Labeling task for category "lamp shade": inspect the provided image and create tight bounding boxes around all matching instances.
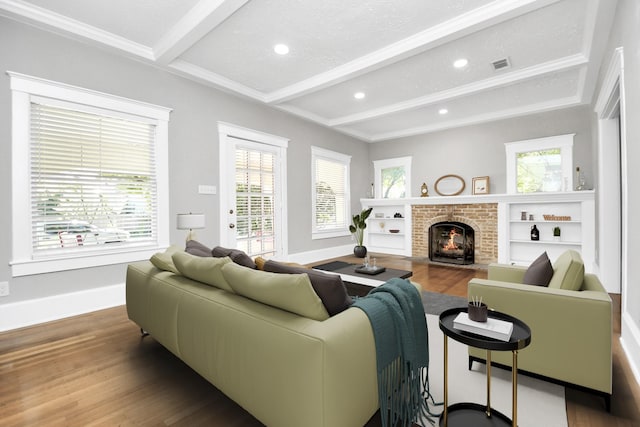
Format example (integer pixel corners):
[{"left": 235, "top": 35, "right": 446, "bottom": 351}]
[{"left": 177, "top": 213, "right": 205, "bottom": 230}]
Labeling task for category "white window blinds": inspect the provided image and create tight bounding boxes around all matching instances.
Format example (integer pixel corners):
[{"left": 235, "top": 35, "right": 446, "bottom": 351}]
[
  {"left": 30, "top": 101, "right": 157, "bottom": 253},
  {"left": 312, "top": 147, "right": 351, "bottom": 237}
]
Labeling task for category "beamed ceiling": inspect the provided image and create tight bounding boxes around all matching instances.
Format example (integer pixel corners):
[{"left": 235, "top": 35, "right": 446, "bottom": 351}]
[{"left": 0, "top": 0, "right": 616, "bottom": 142}]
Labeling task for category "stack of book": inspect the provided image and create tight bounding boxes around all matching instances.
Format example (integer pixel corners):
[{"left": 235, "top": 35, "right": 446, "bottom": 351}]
[{"left": 453, "top": 312, "right": 513, "bottom": 341}]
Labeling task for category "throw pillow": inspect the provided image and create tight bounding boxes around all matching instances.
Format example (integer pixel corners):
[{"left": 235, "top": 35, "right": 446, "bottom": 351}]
[
  {"left": 212, "top": 246, "right": 257, "bottom": 269},
  {"left": 254, "top": 256, "right": 267, "bottom": 270},
  {"left": 522, "top": 251, "right": 554, "bottom": 286},
  {"left": 263, "top": 260, "right": 353, "bottom": 316},
  {"left": 150, "top": 245, "right": 182, "bottom": 274},
  {"left": 172, "top": 251, "right": 234, "bottom": 293},
  {"left": 548, "top": 249, "right": 584, "bottom": 291},
  {"left": 185, "top": 240, "right": 213, "bottom": 257},
  {"left": 221, "top": 262, "right": 330, "bottom": 321}
]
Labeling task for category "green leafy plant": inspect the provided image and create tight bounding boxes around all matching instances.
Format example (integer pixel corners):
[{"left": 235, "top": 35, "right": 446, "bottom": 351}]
[{"left": 349, "top": 207, "right": 373, "bottom": 246}]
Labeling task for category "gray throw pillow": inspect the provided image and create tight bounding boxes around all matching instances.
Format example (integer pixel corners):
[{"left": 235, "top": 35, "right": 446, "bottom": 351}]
[
  {"left": 522, "top": 251, "right": 554, "bottom": 286},
  {"left": 264, "top": 260, "right": 353, "bottom": 316},
  {"left": 185, "top": 240, "right": 213, "bottom": 257},
  {"left": 212, "top": 246, "right": 257, "bottom": 269}
]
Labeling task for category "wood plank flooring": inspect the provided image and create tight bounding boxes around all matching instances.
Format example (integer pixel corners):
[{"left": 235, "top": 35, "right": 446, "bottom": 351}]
[{"left": 1, "top": 254, "right": 638, "bottom": 426}]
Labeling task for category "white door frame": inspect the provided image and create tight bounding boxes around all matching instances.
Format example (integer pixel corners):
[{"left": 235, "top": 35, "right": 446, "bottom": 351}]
[
  {"left": 217, "top": 122, "right": 289, "bottom": 258},
  {"left": 594, "top": 47, "right": 627, "bottom": 300}
]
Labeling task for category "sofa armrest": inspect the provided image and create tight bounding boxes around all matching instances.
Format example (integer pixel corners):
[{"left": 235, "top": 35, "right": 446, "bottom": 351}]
[
  {"left": 467, "top": 277, "right": 612, "bottom": 393},
  {"left": 487, "top": 263, "right": 527, "bottom": 283}
]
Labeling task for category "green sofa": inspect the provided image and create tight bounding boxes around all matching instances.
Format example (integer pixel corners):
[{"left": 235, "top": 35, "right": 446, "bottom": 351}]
[
  {"left": 126, "top": 259, "right": 379, "bottom": 427},
  {"left": 467, "top": 250, "right": 612, "bottom": 409}
]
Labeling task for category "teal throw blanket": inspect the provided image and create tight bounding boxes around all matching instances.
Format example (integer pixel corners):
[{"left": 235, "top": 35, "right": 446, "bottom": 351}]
[{"left": 353, "top": 278, "right": 441, "bottom": 427}]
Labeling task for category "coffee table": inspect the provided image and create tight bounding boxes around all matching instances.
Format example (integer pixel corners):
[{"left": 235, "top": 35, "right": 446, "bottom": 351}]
[
  {"left": 312, "top": 261, "right": 413, "bottom": 297},
  {"left": 438, "top": 307, "right": 531, "bottom": 427}
]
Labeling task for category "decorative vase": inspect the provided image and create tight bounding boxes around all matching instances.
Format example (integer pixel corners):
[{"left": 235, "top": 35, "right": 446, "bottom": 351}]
[{"left": 354, "top": 245, "right": 367, "bottom": 258}]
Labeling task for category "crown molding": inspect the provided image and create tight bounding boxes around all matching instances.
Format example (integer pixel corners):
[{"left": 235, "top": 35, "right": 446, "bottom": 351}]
[
  {"left": 0, "top": 0, "right": 154, "bottom": 60},
  {"left": 168, "top": 59, "right": 267, "bottom": 102},
  {"left": 367, "top": 96, "right": 582, "bottom": 142},
  {"left": 154, "top": 0, "right": 249, "bottom": 64},
  {"left": 264, "top": 0, "right": 562, "bottom": 104},
  {"left": 329, "top": 54, "right": 587, "bottom": 126}
]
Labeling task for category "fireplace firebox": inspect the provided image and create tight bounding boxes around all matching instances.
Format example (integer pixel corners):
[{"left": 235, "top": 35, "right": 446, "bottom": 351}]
[{"left": 429, "top": 222, "right": 474, "bottom": 265}]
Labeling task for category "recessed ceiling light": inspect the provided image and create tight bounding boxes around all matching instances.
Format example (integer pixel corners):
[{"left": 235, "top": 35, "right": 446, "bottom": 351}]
[
  {"left": 354, "top": 92, "right": 366, "bottom": 100},
  {"left": 453, "top": 58, "right": 468, "bottom": 68},
  {"left": 439, "top": 108, "right": 449, "bottom": 115},
  {"left": 273, "top": 44, "right": 289, "bottom": 55}
]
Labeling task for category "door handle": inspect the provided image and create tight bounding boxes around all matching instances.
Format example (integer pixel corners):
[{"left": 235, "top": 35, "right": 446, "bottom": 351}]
[{"left": 229, "top": 223, "right": 235, "bottom": 229}]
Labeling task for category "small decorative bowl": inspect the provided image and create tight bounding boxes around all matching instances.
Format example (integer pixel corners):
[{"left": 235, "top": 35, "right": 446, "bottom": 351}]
[
  {"left": 389, "top": 229, "right": 400, "bottom": 233},
  {"left": 468, "top": 302, "right": 488, "bottom": 322}
]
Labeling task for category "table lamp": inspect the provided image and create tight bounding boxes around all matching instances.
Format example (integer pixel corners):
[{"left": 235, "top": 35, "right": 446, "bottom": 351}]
[{"left": 177, "top": 213, "right": 205, "bottom": 241}]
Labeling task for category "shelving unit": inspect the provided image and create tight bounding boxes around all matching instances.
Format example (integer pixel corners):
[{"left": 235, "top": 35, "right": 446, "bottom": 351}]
[
  {"left": 502, "top": 193, "right": 594, "bottom": 268},
  {"left": 361, "top": 201, "right": 411, "bottom": 256}
]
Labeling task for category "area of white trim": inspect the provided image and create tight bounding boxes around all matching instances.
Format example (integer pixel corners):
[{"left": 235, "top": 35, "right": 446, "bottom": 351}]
[
  {"left": 154, "top": 0, "right": 249, "bottom": 64},
  {"left": 620, "top": 312, "right": 640, "bottom": 389},
  {"left": 0, "top": 283, "right": 125, "bottom": 332},
  {"left": 265, "top": 0, "right": 561, "bottom": 103},
  {"left": 286, "top": 244, "right": 353, "bottom": 265},
  {"left": 0, "top": 0, "right": 154, "bottom": 60}
]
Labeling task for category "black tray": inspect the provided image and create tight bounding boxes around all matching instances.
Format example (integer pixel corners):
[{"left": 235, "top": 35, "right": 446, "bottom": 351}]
[{"left": 354, "top": 266, "right": 386, "bottom": 275}]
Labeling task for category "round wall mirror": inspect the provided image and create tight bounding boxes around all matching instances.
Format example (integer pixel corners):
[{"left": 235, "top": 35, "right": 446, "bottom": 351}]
[{"left": 434, "top": 174, "right": 466, "bottom": 196}]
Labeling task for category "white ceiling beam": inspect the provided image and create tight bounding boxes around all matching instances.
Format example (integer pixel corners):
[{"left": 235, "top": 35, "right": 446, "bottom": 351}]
[
  {"left": 330, "top": 54, "right": 588, "bottom": 127},
  {"left": 154, "top": 0, "right": 249, "bottom": 65},
  {"left": 368, "top": 96, "right": 583, "bottom": 142},
  {"left": 0, "top": 0, "right": 154, "bottom": 60},
  {"left": 264, "top": 0, "right": 562, "bottom": 104}
]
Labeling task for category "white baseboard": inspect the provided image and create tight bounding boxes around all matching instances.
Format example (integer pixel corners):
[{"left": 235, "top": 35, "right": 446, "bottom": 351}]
[
  {"left": 620, "top": 312, "right": 640, "bottom": 388},
  {"left": 0, "top": 283, "right": 125, "bottom": 332},
  {"left": 287, "top": 244, "right": 353, "bottom": 265}
]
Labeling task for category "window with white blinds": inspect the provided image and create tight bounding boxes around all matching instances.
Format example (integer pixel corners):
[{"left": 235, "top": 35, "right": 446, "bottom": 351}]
[
  {"left": 9, "top": 72, "right": 171, "bottom": 276},
  {"left": 311, "top": 147, "right": 351, "bottom": 239},
  {"left": 30, "top": 102, "right": 157, "bottom": 252}
]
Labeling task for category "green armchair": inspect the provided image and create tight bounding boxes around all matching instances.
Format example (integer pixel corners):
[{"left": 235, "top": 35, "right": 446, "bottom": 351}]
[{"left": 467, "top": 250, "right": 612, "bottom": 410}]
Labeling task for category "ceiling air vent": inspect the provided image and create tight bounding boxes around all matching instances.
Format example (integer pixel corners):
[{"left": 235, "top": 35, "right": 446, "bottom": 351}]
[{"left": 492, "top": 57, "right": 511, "bottom": 71}]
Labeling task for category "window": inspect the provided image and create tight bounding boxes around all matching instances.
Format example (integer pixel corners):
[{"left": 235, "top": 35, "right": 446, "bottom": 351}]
[
  {"left": 373, "top": 156, "right": 412, "bottom": 198},
  {"left": 311, "top": 147, "right": 351, "bottom": 239},
  {"left": 10, "top": 72, "right": 171, "bottom": 276},
  {"left": 505, "top": 134, "right": 574, "bottom": 194}
]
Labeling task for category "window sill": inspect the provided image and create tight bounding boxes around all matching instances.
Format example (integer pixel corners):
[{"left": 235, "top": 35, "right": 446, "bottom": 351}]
[{"left": 10, "top": 246, "right": 161, "bottom": 277}]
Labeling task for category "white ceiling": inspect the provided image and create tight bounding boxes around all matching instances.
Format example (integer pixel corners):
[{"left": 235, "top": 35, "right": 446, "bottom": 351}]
[{"left": 0, "top": 0, "right": 615, "bottom": 142}]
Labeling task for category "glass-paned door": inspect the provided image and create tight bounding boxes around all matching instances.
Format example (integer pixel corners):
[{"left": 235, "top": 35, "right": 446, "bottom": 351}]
[{"left": 234, "top": 147, "right": 277, "bottom": 257}]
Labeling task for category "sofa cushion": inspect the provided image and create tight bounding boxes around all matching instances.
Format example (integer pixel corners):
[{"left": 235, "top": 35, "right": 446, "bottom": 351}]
[
  {"left": 212, "top": 246, "right": 257, "bottom": 269},
  {"left": 264, "top": 260, "right": 353, "bottom": 316},
  {"left": 172, "top": 251, "right": 234, "bottom": 293},
  {"left": 150, "top": 245, "right": 182, "bottom": 274},
  {"left": 522, "top": 251, "right": 553, "bottom": 286},
  {"left": 548, "top": 250, "right": 585, "bottom": 291},
  {"left": 222, "top": 262, "right": 330, "bottom": 321},
  {"left": 185, "top": 240, "right": 213, "bottom": 257}
]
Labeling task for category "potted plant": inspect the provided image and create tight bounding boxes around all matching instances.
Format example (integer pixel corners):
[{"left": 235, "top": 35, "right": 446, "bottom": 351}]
[
  {"left": 553, "top": 226, "right": 561, "bottom": 241},
  {"left": 349, "top": 207, "right": 373, "bottom": 257}
]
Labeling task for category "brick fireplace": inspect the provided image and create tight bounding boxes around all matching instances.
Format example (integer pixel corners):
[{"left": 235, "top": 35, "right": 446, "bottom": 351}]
[{"left": 412, "top": 203, "right": 498, "bottom": 265}]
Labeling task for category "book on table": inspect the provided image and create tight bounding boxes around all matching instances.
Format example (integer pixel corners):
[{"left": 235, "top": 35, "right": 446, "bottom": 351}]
[{"left": 453, "top": 312, "right": 513, "bottom": 341}]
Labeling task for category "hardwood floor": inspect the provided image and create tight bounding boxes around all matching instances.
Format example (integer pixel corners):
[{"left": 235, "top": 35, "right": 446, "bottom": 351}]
[{"left": 1, "top": 254, "right": 638, "bottom": 426}]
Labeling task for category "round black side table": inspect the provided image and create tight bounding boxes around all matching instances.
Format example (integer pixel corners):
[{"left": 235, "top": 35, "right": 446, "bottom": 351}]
[{"left": 438, "top": 307, "right": 531, "bottom": 427}]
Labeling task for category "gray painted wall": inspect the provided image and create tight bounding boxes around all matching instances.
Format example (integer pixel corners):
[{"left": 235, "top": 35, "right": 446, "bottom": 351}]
[
  {"left": 597, "top": 0, "right": 640, "bottom": 363},
  {"left": 368, "top": 106, "right": 594, "bottom": 196},
  {"left": 0, "top": 18, "right": 369, "bottom": 305}
]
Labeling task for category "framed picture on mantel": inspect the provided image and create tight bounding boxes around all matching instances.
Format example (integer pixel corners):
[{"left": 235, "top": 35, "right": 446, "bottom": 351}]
[{"left": 472, "top": 176, "right": 490, "bottom": 195}]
